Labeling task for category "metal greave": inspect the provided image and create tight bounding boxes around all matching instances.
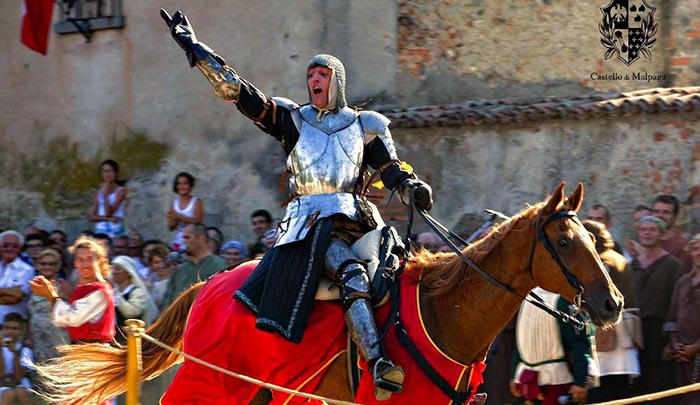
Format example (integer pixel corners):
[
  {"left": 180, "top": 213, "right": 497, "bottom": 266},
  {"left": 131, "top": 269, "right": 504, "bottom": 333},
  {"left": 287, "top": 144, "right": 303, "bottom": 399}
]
[
  {"left": 325, "top": 238, "right": 382, "bottom": 361},
  {"left": 344, "top": 296, "right": 382, "bottom": 361}
]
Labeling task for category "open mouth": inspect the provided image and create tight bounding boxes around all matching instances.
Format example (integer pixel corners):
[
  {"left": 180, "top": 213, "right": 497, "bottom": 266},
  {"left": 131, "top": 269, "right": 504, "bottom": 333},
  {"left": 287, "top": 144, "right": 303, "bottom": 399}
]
[{"left": 313, "top": 87, "right": 323, "bottom": 94}]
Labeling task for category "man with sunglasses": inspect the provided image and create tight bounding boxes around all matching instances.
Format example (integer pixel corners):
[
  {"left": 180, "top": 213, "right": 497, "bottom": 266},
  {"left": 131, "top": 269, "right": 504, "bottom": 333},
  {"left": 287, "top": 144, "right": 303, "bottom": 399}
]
[
  {"left": 22, "top": 234, "right": 45, "bottom": 266},
  {"left": 0, "top": 231, "right": 35, "bottom": 323}
]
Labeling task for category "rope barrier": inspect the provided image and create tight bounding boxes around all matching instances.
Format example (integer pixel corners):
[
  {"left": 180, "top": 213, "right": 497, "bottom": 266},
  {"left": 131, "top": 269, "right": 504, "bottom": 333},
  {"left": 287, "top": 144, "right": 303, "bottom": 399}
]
[
  {"left": 132, "top": 327, "right": 700, "bottom": 405},
  {"left": 137, "top": 332, "right": 365, "bottom": 405},
  {"left": 589, "top": 382, "right": 700, "bottom": 405}
]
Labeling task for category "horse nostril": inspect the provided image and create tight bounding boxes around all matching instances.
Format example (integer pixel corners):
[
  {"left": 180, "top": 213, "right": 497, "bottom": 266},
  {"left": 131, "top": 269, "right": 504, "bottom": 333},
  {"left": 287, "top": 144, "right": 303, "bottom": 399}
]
[{"left": 604, "top": 298, "right": 616, "bottom": 313}]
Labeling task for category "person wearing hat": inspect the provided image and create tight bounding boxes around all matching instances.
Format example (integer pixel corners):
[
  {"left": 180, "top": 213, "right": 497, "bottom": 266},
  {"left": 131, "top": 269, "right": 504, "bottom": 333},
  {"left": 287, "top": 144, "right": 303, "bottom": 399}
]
[
  {"left": 632, "top": 215, "right": 683, "bottom": 403},
  {"left": 219, "top": 241, "right": 248, "bottom": 268},
  {"left": 111, "top": 256, "right": 159, "bottom": 341},
  {"left": 162, "top": 9, "right": 436, "bottom": 398}
]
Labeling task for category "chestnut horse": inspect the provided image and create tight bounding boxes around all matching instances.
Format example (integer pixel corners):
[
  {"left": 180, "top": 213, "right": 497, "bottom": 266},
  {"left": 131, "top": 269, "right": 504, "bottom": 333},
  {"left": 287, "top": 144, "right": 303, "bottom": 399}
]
[{"left": 35, "top": 182, "right": 623, "bottom": 404}]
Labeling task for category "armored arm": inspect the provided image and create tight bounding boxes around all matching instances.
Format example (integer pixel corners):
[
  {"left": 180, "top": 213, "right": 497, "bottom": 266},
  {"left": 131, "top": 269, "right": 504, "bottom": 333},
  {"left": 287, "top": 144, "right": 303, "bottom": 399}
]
[
  {"left": 361, "top": 111, "right": 433, "bottom": 211},
  {"left": 161, "top": 9, "right": 241, "bottom": 102},
  {"left": 161, "top": 9, "right": 292, "bottom": 131}
]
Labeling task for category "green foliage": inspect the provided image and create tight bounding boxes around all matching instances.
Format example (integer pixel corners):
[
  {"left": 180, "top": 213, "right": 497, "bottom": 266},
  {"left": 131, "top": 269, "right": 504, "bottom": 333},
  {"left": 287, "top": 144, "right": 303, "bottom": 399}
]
[{"left": 16, "top": 128, "right": 169, "bottom": 214}]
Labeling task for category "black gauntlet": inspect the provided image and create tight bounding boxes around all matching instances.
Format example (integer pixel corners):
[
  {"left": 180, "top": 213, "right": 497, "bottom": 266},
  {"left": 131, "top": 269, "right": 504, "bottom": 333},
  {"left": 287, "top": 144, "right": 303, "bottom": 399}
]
[
  {"left": 399, "top": 179, "right": 433, "bottom": 211},
  {"left": 161, "top": 9, "right": 226, "bottom": 68}
]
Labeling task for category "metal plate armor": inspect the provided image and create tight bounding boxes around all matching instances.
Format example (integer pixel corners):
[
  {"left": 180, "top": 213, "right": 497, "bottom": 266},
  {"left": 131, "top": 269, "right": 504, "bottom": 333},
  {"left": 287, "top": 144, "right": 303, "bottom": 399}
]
[
  {"left": 298, "top": 105, "right": 358, "bottom": 134},
  {"left": 276, "top": 111, "right": 388, "bottom": 246},
  {"left": 287, "top": 116, "right": 364, "bottom": 196},
  {"left": 275, "top": 193, "right": 384, "bottom": 246}
]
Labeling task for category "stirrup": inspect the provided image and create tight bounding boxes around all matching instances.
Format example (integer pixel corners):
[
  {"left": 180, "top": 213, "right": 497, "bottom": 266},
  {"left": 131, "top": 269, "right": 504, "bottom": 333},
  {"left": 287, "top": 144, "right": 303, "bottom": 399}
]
[{"left": 372, "top": 358, "right": 405, "bottom": 401}]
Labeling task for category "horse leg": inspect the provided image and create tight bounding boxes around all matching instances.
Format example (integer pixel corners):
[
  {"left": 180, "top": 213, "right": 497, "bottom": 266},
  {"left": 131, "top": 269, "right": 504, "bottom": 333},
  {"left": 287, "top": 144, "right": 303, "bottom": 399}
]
[
  {"left": 249, "top": 389, "right": 273, "bottom": 405},
  {"left": 314, "top": 353, "right": 353, "bottom": 401}
]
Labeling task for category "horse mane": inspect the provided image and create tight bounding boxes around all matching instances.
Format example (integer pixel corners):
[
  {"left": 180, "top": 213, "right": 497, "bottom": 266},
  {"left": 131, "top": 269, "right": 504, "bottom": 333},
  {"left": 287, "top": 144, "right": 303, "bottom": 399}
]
[{"left": 408, "top": 202, "right": 544, "bottom": 296}]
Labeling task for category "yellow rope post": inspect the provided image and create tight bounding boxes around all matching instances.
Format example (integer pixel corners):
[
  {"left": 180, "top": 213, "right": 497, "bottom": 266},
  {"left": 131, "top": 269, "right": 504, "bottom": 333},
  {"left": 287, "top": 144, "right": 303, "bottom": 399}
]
[{"left": 125, "top": 319, "right": 146, "bottom": 405}]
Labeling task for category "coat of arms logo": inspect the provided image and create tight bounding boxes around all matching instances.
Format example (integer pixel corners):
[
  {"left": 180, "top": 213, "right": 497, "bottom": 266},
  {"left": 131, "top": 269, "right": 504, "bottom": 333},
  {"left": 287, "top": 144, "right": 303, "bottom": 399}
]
[{"left": 599, "top": 0, "right": 658, "bottom": 65}]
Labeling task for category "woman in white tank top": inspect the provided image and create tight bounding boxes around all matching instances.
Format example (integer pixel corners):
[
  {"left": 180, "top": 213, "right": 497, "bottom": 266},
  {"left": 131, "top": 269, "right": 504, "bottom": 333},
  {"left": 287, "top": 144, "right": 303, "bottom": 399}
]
[
  {"left": 167, "top": 172, "right": 204, "bottom": 251},
  {"left": 89, "top": 159, "right": 127, "bottom": 238}
]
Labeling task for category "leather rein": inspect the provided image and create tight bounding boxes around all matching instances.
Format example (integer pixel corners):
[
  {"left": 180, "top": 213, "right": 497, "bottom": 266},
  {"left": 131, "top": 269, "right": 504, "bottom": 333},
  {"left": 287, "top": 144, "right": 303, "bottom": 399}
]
[{"left": 408, "top": 192, "right": 585, "bottom": 331}]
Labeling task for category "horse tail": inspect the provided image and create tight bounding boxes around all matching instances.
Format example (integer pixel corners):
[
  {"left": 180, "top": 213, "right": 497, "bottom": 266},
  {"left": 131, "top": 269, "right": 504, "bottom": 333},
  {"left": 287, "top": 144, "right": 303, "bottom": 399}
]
[{"left": 36, "top": 281, "right": 206, "bottom": 405}]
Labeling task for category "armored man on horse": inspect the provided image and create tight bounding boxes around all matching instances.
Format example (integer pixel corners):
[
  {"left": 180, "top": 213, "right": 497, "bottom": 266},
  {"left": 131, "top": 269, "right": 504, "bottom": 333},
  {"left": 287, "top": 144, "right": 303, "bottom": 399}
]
[{"left": 162, "top": 9, "right": 433, "bottom": 401}]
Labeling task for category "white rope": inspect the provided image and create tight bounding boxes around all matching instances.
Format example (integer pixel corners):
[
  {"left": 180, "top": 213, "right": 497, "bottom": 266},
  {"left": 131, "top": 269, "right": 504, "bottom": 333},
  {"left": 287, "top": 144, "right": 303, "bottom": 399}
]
[
  {"left": 136, "top": 331, "right": 700, "bottom": 405},
  {"left": 139, "top": 332, "right": 365, "bottom": 405},
  {"left": 589, "top": 382, "right": 700, "bottom": 405}
]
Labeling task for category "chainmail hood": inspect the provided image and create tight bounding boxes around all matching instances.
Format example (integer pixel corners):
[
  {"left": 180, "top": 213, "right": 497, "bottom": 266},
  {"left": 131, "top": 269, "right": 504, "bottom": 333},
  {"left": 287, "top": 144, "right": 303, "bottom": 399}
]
[{"left": 307, "top": 54, "right": 347, "bottom": 112}]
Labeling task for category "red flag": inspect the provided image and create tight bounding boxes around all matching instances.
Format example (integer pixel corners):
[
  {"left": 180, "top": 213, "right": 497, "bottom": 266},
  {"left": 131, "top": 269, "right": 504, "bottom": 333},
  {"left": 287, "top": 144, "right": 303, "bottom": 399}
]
[{"left": 21, "top": 0, "right": 54, "bottom": 55}]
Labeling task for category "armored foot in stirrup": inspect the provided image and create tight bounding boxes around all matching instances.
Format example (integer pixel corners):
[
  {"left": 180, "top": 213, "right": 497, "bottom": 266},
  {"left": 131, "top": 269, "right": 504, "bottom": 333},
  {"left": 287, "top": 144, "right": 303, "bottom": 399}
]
[{"left": 372, "top": 358, "right": 405, "bottom": 401}]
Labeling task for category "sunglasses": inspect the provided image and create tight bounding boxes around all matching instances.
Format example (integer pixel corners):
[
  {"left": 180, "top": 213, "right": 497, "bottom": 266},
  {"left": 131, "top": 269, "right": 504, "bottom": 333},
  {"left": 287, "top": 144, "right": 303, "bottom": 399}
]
[{"left": 37, "top": 261, "right": 58, "bottom": 266}]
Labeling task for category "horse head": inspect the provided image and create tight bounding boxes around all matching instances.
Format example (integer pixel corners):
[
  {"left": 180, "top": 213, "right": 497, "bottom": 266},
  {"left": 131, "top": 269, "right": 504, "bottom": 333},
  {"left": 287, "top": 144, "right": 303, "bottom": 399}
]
[{"left": 531, "top": 182, "right": 624, "bottom": 326}]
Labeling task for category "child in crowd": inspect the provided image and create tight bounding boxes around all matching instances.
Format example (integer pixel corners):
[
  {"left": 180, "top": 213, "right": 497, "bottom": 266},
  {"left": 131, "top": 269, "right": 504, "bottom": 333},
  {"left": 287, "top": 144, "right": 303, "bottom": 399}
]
[{"left": 0, "top": 313, "right": 33, "bottom": 405}]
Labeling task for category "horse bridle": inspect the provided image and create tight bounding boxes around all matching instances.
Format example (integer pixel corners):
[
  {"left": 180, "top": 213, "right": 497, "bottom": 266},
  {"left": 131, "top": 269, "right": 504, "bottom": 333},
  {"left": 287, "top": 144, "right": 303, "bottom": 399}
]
[
  {"left": 527, "top": 209, "right": 585, "bottom": 300},
  {"left": 410, "top": 193, "right": 585, "bottom": 330}
]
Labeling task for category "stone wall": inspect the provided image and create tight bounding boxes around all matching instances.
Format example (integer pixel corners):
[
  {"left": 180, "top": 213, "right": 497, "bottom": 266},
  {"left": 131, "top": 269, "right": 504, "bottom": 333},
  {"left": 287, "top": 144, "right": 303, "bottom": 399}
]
[
  {"left": 393, "top": 111, "right": 700, "bottom": 240},
  {"left": 396, "top": 0, "right": 700, "bottom": 104},
  {"left": 0, "top": 0, "right": 397, "bottom": 241}
]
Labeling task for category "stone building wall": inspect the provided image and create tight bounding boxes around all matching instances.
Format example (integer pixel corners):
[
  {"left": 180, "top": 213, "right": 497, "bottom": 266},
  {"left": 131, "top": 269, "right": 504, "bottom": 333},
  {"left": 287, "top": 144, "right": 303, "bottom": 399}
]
[
  {"left": 0, "top": 0, "right": 397, "bottom": 241},
  {"left": 396, "top": 0, "right": 700, "bottom": 104},
  {"left": 391, "top": 110, "right": 700, "bottom": 240}
]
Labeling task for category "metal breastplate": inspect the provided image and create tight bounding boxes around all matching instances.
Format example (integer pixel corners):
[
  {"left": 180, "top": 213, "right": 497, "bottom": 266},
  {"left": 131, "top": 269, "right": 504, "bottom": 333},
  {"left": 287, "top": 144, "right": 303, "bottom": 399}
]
[{"left": 287, "top": 116, "right": 364, "bottom": 196}]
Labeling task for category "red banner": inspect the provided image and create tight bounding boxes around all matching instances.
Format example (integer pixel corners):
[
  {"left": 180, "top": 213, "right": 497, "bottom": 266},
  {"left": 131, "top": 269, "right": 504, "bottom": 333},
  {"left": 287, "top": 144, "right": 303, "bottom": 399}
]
[{"left": 21, "top": 0, "right": 54, "bottom": 55}]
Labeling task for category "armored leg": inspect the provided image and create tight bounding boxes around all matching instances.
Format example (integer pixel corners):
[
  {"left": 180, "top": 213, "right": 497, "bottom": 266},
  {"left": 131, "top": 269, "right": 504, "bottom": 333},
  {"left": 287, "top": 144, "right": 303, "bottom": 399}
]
[{"left": 325, "top": 238, "right": 404, "bottom": 400}]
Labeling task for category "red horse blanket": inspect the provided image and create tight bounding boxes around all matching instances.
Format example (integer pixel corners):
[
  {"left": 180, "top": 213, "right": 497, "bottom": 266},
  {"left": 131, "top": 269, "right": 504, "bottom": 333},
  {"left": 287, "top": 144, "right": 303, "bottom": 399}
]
[{"left": 162, "top": 261, "right": 484, "bottom": 404}]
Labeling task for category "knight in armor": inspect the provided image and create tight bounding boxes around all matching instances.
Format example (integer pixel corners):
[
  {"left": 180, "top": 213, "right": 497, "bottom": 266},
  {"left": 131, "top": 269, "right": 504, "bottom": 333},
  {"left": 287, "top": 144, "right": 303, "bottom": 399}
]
[{"left": 162, "top": 9, "right": 433, "bottom": 400}]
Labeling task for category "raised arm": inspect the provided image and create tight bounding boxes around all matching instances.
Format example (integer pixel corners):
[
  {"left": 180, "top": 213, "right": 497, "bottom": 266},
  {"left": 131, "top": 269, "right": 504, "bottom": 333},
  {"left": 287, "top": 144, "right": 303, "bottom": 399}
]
[{"left": 161, "top": 9, "right": 294, "bottom": 139}]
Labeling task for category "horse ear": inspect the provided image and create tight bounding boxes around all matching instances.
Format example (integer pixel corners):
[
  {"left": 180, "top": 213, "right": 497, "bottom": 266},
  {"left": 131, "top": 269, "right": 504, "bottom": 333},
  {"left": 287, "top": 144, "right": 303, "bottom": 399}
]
[
  {"left": 566, "top": 182, "right": 584, "bottom": 212},
  {"left": 542, "top": 182, "right": 566, "bottom": 215}
]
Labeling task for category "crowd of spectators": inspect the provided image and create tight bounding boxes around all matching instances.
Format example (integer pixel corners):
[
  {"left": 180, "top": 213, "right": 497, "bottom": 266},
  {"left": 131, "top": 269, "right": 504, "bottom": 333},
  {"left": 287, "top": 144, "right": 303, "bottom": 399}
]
[
  {"left": 0, "top": 161, "right": 284, "bottom": 403},
  {"left": 1, "top": 159, "right": 699, "bottom": 404}
]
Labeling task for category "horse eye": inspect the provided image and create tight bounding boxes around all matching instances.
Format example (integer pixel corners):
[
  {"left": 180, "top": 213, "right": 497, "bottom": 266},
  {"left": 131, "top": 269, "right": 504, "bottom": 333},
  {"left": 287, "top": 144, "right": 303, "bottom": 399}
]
[{"left": 558, "top": 239, "right": 569, "bottom": 248}]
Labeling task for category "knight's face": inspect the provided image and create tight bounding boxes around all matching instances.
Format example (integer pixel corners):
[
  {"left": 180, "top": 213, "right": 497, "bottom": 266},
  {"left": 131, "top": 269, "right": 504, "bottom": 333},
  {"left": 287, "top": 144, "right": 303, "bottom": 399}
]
[{"left": 307, "top": 66, "right": 332, "bottom": 109}]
